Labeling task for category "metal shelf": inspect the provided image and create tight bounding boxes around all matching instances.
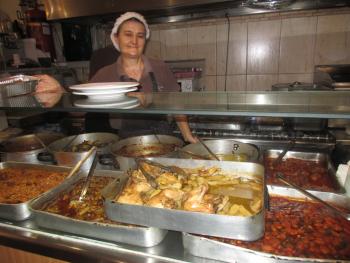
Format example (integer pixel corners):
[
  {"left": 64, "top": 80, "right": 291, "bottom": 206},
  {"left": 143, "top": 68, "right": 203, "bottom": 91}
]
[{"left": 0, "top": 91, "right": 349, "bottom": 119}]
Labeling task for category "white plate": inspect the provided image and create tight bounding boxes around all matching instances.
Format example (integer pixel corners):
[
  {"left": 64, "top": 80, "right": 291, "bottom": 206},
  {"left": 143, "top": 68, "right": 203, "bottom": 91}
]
[
  {"left": 69, "top": 82, "right": 139, "bottom": 92},
  {"left": 74, "top": 97, "right": 140, "bottom": 108},
  {"left": 72, "top": 87, "right": 138, "bottom": 101}
]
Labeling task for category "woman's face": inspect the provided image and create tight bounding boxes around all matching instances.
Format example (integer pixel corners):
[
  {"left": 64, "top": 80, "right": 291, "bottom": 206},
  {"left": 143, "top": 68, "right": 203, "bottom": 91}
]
[{"left": 115, "top": 19, "right": 146, "bottom": 59}]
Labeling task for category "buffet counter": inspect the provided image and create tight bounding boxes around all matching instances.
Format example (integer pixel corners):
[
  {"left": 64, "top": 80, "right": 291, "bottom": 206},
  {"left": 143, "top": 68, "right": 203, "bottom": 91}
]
[{"left": 0, "top": 218, "right": 190, "bottom": 263}]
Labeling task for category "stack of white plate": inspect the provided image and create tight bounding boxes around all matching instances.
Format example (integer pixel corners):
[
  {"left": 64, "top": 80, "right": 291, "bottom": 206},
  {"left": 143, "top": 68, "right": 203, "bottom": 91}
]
[{"left": 70, "top": 82, "right": 140, "bottom": 109}]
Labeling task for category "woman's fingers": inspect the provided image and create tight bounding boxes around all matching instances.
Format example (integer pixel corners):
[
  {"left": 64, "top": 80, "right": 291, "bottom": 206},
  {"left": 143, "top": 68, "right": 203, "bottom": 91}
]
[{"left": 33, "top": 74, "right": 64, "bottom": 93}]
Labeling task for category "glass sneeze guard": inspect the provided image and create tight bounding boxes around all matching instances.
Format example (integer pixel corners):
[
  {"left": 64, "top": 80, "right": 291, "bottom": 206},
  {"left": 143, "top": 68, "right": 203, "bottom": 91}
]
[{"left": 0, "top": 91, "right": 349, "bottom": 119}]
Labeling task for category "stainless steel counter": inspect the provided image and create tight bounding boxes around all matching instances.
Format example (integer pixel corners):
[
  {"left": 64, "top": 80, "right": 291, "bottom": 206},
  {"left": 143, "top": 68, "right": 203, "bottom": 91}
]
[{"left": 0, "top": 218, "right": 202, "bottom": 263}]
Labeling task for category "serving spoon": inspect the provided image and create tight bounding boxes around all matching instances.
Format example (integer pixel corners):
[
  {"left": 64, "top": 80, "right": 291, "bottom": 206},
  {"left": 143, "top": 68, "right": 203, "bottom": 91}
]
[
  {"left": 273, "top": 139, "right": 295, "bottom": 166},
  {"left": 197, "top": 137, "right": 220, "bottom": 161},
  {"left": 277, "top": 173, "right": 350, "bottom": 221}
]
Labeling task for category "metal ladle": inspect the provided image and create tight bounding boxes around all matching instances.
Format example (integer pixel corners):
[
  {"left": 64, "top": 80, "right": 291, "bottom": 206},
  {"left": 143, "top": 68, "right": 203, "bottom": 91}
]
[
  {"left": 277, "top": 173, "right": 350, "bottom": 221},
  {"left": 273, "top": 139, "right": 295, "bottom": 166},
  {"left": 34, "top": 134, "right": 57, "bottom": 164}
]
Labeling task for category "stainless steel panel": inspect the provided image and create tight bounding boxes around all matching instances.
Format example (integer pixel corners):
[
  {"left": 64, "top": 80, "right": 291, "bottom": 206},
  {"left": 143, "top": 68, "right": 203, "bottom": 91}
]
[
  {"left": 30, "top": 170, "right": 167, "bottom": 247},
  {"left": 0, "top": 162, "right": 74, "bottom": 221},
  {"left": 183, "top": 185, "right": 350, "bottom": 263},
  {"left": 43, "top": 0, "right": 350, "bottom": 21},
  {"left": 104, "top": 157, "right": 265, "bottom": 241}
]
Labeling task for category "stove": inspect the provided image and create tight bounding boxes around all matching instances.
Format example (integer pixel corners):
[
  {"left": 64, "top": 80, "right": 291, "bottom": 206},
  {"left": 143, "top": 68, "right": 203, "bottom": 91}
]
[{"left": 175, "top": 117, "right": 336, "bottom": 153}]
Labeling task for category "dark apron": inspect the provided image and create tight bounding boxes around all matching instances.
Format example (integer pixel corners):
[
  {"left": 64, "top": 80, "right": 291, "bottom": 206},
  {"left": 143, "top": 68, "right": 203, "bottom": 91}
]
[{"left": 118, "top": 72, "right": 174, "bottom": 138}]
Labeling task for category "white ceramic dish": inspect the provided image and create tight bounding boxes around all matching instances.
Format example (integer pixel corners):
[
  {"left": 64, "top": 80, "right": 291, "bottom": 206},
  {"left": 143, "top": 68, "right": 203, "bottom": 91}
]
[
  {"left": 69, "top": 82, "right": 139, "bottom": 92},
  {"left": 74, "top": 97, "right": 140, "bottom": 108},
  {"left": 72, "top": 87, "right": 138, "bottom": 101}
]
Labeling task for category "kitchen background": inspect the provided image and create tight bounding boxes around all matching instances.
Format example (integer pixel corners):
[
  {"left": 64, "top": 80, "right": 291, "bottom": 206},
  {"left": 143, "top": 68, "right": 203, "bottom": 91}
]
[{"left": 1, "top": 1, "right": 350, "bottom": 92}]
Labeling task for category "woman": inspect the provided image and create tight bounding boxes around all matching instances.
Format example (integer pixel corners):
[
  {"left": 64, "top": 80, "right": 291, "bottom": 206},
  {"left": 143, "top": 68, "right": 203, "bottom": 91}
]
[{"left": 36, "top": 12, "right": 198, "bottom": 143}]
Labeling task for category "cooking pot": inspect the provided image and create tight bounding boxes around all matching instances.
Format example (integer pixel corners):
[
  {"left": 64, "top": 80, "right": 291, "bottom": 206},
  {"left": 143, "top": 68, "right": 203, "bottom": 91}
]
[
  {"left": 111, "top": 135, "right": 184, "bottom": 171},
  {"left": 179, "top": 139, "right": 260, "bottom": 162},
  {"left": 0, "top": 132, "right": 63, "bottom": 164},
  {"left": 47, "top": 132, "right": 119, "bottom": 170}
]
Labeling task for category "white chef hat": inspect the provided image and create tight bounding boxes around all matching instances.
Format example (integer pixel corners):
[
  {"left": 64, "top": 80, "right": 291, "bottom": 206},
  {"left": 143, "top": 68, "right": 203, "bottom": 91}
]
[{"left": 110, "top": 11, "right": 150, "bottom": 51}]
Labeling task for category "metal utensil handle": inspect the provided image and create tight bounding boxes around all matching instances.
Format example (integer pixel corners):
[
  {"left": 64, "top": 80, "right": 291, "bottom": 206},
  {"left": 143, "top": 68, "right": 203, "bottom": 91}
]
[
  {"left": 33, "top": 134, "right": 53, "bottom": 154},
  {"left": 137, "top": 158, "right": 172, "bottom": 172},
  {"left": 198, "top": 137, "right": 220, "bottom": 161},
  {"left": 67, "top": 146, "right": 97, "bottom": 178},
  {"left": 273, "top": 139, "right": 295, "bottom": 166},
  {"left": 62, "top": 135, "right": 78, "bottom": 152},
  {"left": 177, "top": 148, "right": 211, "bottom": 160},
  {"left": 277, "top": 173, "right": 350, "bottom": 221},
  {"left": 79, "top": 152, "right": 98, "bottom": 201},
  {"left": 136, "top": 159, "right": 158, "bottom": 189}
]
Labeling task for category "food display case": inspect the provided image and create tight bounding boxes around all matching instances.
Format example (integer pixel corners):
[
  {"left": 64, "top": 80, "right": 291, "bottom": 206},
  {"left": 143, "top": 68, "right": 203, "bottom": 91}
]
[{"left": 0, "top": 90, "right": 350, "bottom": 262}]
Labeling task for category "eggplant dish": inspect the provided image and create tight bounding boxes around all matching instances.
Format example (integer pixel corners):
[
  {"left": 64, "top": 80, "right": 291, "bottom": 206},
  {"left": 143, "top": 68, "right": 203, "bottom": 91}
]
[{"left": 41, "top": 176, "right": 135, "bottom": 226}]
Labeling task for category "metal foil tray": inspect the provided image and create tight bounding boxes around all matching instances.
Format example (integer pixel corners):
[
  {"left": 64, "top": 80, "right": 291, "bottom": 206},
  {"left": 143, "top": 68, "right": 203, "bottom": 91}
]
[
  {"left": 183, "top": 185, "right": 350, "bottom": 263},
  {"left": 0, "top": 74, "right": 38, "bottom": 97},
  {"left": 104, "top": 157, "right": 265, "bottom": 241},
  {"left": 0, "top": 162, "right": 74, "bottom": 221},
  {"left": 30, "top": 170, "right": 167, "bottom": 247}
]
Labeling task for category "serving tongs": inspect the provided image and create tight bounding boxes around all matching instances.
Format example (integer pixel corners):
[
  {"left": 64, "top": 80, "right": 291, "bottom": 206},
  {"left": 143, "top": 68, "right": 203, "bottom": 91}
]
[
  {"left": 277, "top": 173, "right": 350, "bottom": 221},
  {"left": 78, "top": 151, "right": 98, "bottom": 201},
  {"left": 67, "top": 146, "right": 97, "bottom": 179},
  {"left": 135, "top": 158, "right": 159, "bottom": 188},
  {"left": 136, "top": 158, "right": 188, "bottom": 188}
]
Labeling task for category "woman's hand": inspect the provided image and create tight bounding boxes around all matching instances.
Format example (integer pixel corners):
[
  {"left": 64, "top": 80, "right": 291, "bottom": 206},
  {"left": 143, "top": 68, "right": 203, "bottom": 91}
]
[
  {"left": 34, "top": 92, "right": 62, "bottom": 107},
  {"left": 174, "top": 115, "right": 198, "bottom": 144},
  {"left": 34, "top": 74, "right": 65, "bottom": 93}
]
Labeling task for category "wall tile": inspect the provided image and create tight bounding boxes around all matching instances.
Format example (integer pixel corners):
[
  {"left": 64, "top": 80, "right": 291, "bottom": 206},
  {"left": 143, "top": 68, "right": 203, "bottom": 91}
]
[
  {"left": 247, "top": 20, "right": 281, "bottom": 74},
  {"left": 202, "top": 76, "right": 216, "bottom": 91},
  {"left": 216, "top": 75, "right": 225, "bottom": 91},
  {"left": 315, "top": 14, "right": 350, "bottom": 65},
  {"left": 247, "top": 75, "right": 278, "bottom": 91},
  {"left": 145, "top": 29, "right": 161, "bottom": 59},
  {"left": 279, "top": 17, "right": 317, "bottom": 73},
  {"left": 217, "top": 22, "right": 247, "bottom": 75},
  {"left": 217, "top": 75, "right": 246, "bottom": 91},
  {"left": 188, "top": 25, "right": 217, "bottom": 75},
  {"left": 159, "top": 28, "right": 188, "bottom": 60}
]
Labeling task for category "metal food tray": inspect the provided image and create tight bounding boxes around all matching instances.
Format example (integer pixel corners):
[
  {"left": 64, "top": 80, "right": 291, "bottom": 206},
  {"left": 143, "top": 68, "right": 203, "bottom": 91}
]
[
  {"left": 0, "top": 74, "right": 38, "bottom": 97},
  {"left": 30, "top": 170, "right": 167, "bottom": 247},
  {"left": 264, "top": 150, "right": 343, "bottom": 192},
  {"left": 104, "top": 157, "right": 265, "bottom": 241},
  {"left": 183, "top": 185, "right": 350, "bottom": 263},
  {"left": 0, "top": 162, "right": 74, "bottom": 221}
]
